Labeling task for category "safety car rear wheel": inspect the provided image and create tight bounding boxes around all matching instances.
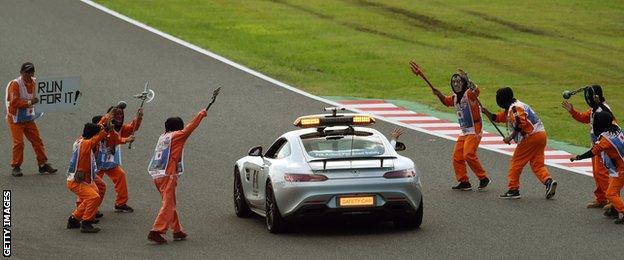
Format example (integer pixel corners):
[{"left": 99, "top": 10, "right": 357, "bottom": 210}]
[
  {"left": 394, "top": 197, "right": 423, "bottom": 229},
  {"left": 234, "top": 167, "right": 252, "bottom": 218},
  {"left": 265, "top": 181, "right": 288, "bottom": 233}
]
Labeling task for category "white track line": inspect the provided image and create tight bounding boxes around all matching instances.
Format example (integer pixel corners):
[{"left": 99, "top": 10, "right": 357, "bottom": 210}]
[
  {"left": 368, "top": 110, "right": 417, "bottom": 115},
  {"left": 429, "top": 130, "right": 464, "bottom": 135},
  {"left": 410, "top": 123, "right": 460, "bottom": 128},
  {"left": 391, "top": 116, "right": 439, "bottom": 121},
  {"left": 482, "top": 144, "right": 518, "bottom": 149},
  {"left": 481, "top": 136, "right": 503, "bottom": 141},
  {"left": 345, "top": 103, "right": 399, "bottom": 109},
  {"left": 545, "top": 150, "right": 573, "bottom": 156},
  {"left": 81, "top": 0, "right": 593, "bottom": 177}
]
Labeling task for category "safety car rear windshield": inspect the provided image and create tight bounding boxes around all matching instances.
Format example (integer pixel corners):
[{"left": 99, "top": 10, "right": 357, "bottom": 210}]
[{"left": 301, "top": 135, "right": 386, "bottom": 158}]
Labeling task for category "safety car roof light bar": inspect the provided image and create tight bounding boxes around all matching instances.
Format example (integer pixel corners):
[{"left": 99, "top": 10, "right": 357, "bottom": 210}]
[{"left": 293, "top": 114, "right": 375, "bottom": 128}]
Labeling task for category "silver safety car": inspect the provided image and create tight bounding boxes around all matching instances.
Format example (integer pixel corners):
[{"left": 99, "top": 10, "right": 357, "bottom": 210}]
[{"left": 233, "top": 108, "right": 423, "bottom": 233}]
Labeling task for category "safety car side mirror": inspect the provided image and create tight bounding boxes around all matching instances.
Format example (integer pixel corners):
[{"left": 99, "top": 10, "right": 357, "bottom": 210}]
[
  {"left": 394, "top": 142, "right": 406, "bottom": 151},
  {"left": 248, "top": 146, "right": 263, "bottom": 157}
]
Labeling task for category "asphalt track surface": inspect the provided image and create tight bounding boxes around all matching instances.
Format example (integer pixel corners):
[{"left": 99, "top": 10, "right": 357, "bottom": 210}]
[{"left": 0, "top": 1, "right": 622, "bottom": 259}]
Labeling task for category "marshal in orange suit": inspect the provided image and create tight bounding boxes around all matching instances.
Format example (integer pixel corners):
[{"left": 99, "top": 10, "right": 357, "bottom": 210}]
[
  {"left": 483, "top": 87, "right": 558, "bottom": 200},
  {"left": 5, "top": 62, "right": 57, "bottom": 176},
  {"left": 146, "top": 108, "right": 208, "bottom": 244},
  {"left": 92, "top": 106, "right": 141, "bottom": 213},
  {"left": 562, "top": 85, "right": 615, "bottom": 208},
  {"left": 66, "top": 112, "right": 115, "bottom": 233},
  {"left": 409, "top": 62, "right": 490, "bottom": 191},
  {"left": 571, "top": 111, "right": 624, "bottom": 223}
]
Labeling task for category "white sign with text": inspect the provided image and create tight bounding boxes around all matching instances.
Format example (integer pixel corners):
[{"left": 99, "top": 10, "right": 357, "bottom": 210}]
[{"left": 35, "top": 76, "right": 81, "bottom": 112}]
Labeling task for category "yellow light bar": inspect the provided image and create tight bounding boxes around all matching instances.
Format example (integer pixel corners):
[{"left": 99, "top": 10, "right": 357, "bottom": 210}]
[
  {"left": 294, "top": 117, "right": 321, "bottom": 128},
  {"left": 294, "top": 114, "right": 375, "bottom": 128},
  {"left": 352, "top": 116, "right": 375, "bottom": 125},
  {"left": 301, "top": 117, "right": 321, "bottom": 126}
]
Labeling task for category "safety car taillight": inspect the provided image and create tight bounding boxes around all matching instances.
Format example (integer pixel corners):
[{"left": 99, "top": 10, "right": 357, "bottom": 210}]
[
  {"left": 284, "top": 173, "right": 328, "bottom": 182},
  {"left": 383, "top": 169, "right": 416, "bottom": 179}
]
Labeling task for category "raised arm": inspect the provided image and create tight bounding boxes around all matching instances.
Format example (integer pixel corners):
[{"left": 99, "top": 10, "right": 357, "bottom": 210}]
[
  {"left": 562, "top": 101, "right": 591, "bottom": 124},
  {"left": 120, "top": 108, "right": 144, "bottom": 137},
  {"left": 177, "top": 110, "right": 208, "bottom": 139},
  {"left": 83, "top": 125, "right": 109, "bottom": 150},
  {"left": 409, "top": 61, "right": 452, "bottom": 107}
]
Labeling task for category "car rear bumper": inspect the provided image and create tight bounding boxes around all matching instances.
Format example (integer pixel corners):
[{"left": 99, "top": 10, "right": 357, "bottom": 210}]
[
  {"left": 282, "top": 199, "right": 418, "bottom": 221},
  {"left": 272, "top": 177, "right": 422, "bottom": 218}
]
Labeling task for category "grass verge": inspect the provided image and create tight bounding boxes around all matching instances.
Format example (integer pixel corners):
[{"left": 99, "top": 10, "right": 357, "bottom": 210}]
[{"left": 96, "top": 0, "right": 624, "bottom": 147}]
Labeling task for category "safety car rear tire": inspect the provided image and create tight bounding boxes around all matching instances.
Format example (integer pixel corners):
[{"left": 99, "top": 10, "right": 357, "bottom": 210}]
[
  {"left": 394, "top": 197, "right": 423, "bottom": 229},
  {"left": 234, "top": 167, "right": 252, "bottom": 218},
  {"left": 265, "top": 181, "right": 288, "bottom": 233}
]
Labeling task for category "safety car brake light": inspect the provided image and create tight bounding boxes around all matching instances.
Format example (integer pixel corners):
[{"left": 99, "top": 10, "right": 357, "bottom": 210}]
[
  {"left": 383, "top": 169, "right": 416, "bottom": 179},
  {"left": 284, "top": 173, "right": 328, "bottom": 182}
]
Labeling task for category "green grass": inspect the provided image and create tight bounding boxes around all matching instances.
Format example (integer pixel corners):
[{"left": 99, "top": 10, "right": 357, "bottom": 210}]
[{"left": 96, "top": 0, "right": 624, "bottom": 147}]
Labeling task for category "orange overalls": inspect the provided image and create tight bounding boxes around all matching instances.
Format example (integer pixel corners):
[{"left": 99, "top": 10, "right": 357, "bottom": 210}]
[
  {"left": 568, "top": 106, "right": 612, "bottom": 204},
  {"left": 75, "top": 176, "right": 106, "bottom": 209},
  {"left": 94, "top": 116, "right": 142, "bottom": 207},
  {"left": 67, "top": 128, "right": 108, "bottom": 221},
  {"left": 441, "top": 86, "right": 488, "bottom": 182},
  {"left": 148, "top": 111, "right": 206, "bottom": 234},
  {"left": 590, "top": 131, "right": 624, "bottom": 213},
  {"left": 5, "top": 76, "right": 47, "bottom": 167},
  {"left": 494, "top": 100, "right": 552, "bottom": 190}
]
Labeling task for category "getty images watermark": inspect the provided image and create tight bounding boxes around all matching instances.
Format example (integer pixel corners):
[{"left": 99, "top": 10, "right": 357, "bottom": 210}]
[{"left": 3, "top": 190, "right": 10, "bottom": 257}]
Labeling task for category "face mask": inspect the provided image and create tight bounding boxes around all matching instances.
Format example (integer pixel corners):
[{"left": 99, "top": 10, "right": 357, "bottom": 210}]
[
  {"left": 113, "top": 110, "right": 124, "bottom": 131},
  {"left": 584, "top": 87, "right": 597, "bottom": 109},
  {"left": 496, "top": 87, "right": 514, "bottom": 109},
  {"left": 450, "top": 74, "right": 465, "bottom": 94},
  {"left": 496, "top": 96, "right": 507, "bottom": 109},
  {"left": 584, "top": 85, "right": 605, "bottom": 110},
  {"left": 593, "top": 111, "right": 614, "bottom": 136}
]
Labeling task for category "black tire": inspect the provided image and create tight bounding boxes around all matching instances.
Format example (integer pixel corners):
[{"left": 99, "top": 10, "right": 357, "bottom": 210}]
[
  {"left": 394, "top": 197, "right": 423, "bottom": 229},
  {"left": 265, "top": 181, "right": 288, "bottom": 233},
  {"left": 234, "top": 167, "right": 252, "bottom": 218}
]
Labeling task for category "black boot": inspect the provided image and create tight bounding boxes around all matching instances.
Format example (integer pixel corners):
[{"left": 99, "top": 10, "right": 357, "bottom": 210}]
[
  {"left": 95, "top": 211, "right": 103, "bottom": 219},
  {"left": 80, "top": 221, "right": 101, "bottom": 233},
  {"left": 604, "top": 206, "right": 619, "bottom": 219},
  {"left": 38, "top": 163, "right": 58, "bottom": 174},
  {"left": 148, "top": 231, "right": 167, "bottom": 244},
  {"left": 478, "top": 177, "right": 490, "bottom": 191},
  {"left": 67, "top": 216, "right": 81, "bottom": 229},
  {"left": 544, "top": 178, "right": 558, "bottom": 199},
  {"left": 499, "top": 189, "right": 521, "bottom": 199},
  {"left": 114, "top": 204, "right": 134, "bottom": 213},
  {"left": 11, "top": 166, "right": 23, "bottom": 177},
  {"left": 451, "top": 182, "right": 472, "bottom": 191}
]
